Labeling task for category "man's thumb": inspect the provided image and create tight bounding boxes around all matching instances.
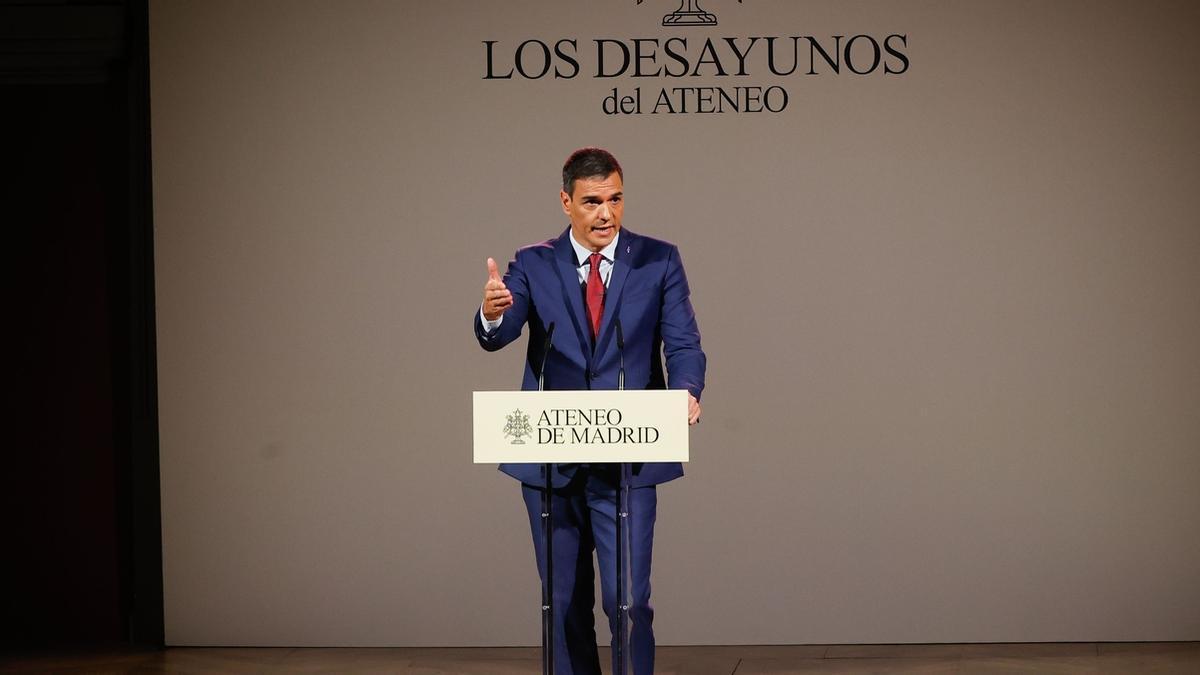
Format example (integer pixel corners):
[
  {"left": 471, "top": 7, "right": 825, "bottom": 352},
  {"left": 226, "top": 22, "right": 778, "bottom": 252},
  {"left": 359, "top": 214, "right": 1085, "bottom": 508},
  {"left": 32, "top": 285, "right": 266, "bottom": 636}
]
[{"left": 487, "top": 257, "right": 500, "bottom": 281}]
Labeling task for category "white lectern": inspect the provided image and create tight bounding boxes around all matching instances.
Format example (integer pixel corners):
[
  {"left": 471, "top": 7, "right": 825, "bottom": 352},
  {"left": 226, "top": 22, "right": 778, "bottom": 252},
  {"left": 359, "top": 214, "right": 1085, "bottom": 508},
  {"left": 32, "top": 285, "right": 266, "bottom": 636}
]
[{"left": 473, "top": 388, "right": 688, "bottom": 675}]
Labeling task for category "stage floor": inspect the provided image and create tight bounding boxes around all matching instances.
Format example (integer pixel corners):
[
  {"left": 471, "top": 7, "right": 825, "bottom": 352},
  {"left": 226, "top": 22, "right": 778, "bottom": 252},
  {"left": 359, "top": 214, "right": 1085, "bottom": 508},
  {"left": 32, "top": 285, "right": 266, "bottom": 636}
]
[{"left": 4, "top": 642, "right": 1198, "bottom": 673}]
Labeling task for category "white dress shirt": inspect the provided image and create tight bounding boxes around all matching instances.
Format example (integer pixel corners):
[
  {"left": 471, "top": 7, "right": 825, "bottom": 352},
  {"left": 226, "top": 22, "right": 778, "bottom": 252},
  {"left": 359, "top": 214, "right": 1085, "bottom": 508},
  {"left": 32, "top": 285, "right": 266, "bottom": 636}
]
[{"left": 480, "top": 230, "right": 620, "bottom": 332}]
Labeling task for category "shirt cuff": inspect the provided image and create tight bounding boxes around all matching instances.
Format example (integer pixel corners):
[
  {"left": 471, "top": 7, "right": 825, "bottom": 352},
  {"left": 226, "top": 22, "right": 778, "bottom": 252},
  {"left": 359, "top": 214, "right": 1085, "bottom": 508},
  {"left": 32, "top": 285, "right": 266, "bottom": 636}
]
[{"left": 480, "top": 306, "right": 503, "bottom": 333}]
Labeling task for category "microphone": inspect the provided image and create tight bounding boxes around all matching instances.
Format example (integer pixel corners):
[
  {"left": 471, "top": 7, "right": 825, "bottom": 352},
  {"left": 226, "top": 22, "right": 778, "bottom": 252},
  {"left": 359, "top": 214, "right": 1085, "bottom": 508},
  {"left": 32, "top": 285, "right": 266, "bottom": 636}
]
[
  {"left": 538, "top": 322, "right": 556, "bottom": 392},
  {"left": 615, "top": 318, "right": 625, "bottom": 391}
]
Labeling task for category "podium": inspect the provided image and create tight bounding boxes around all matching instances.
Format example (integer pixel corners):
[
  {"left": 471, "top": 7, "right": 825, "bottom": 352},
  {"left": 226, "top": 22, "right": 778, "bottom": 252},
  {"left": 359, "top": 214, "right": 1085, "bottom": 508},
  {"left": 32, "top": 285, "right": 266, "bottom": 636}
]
[{"left": 473, "top": 389, "right": 689, "bottom": 675}]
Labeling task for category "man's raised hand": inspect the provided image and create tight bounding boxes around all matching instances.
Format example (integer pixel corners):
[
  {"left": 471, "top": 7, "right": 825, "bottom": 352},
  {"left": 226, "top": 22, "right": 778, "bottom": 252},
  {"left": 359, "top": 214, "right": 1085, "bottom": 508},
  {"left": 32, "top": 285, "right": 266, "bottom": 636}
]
[{"left": 482, "top": 257, "right": 513, "bottom": 321}]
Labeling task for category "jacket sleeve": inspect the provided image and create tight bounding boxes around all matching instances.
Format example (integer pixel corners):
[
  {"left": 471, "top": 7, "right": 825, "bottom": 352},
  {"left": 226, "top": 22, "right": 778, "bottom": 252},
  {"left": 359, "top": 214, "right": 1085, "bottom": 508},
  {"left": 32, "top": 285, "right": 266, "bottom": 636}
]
[
  {"left": 474, "top": 249, "right": 531, "bottom": 351},
  {"left": 659, "top": 245, "right": 706, "bottom": 400}
]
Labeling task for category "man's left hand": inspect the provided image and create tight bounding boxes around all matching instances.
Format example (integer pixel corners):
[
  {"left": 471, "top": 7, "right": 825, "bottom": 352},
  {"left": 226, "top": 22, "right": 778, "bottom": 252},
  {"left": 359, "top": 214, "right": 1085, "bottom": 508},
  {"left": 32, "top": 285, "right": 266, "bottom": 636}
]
[{"left": 688, "top": 394, "right": 702, "bottom": 426}]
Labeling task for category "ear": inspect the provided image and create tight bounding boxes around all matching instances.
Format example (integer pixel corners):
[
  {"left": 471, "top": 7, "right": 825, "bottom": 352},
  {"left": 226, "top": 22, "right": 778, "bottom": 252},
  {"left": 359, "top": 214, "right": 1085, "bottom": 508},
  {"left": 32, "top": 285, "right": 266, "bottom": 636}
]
[{"left": 560, "top": 189, "right": 571, "bottom": 215}]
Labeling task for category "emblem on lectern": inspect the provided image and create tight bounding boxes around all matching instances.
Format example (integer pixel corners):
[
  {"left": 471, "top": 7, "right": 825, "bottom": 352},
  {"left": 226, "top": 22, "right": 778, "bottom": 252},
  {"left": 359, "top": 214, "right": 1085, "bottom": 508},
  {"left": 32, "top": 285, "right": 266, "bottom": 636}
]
[
  {"left": 504, "top": 409, "right": 534, "bottom": 444},
  {"left": 638, "top": 0, "right": 743, "bottom": 27}
]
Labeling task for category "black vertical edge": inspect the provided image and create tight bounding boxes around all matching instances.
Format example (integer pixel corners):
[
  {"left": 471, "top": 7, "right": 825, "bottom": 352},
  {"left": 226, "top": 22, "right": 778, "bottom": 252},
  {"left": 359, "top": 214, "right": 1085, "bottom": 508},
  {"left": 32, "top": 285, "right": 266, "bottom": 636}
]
[{"left": 121, "top": 0, "right": 164, "bottom": 647}]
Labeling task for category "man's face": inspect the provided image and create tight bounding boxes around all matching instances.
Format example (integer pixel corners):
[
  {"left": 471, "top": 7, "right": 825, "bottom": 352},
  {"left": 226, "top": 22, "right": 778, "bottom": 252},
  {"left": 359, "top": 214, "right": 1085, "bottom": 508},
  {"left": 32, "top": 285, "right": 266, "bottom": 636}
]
[{"left": 562, "top": 172, "right": 624, "bottom": 252}]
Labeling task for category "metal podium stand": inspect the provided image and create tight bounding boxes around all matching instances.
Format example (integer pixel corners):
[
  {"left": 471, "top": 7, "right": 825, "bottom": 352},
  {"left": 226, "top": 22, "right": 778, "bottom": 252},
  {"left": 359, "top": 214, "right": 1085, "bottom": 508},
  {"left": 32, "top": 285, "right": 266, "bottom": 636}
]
[{"left": 472, "top": 385, "right": 689, "bottom": 675}]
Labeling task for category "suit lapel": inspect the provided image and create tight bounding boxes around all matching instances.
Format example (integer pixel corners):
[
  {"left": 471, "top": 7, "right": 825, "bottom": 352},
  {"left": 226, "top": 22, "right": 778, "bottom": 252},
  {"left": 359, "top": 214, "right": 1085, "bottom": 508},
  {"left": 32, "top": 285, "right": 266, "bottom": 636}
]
[{"left": 552, "top": 229, "right": 591, "bottom": 360}]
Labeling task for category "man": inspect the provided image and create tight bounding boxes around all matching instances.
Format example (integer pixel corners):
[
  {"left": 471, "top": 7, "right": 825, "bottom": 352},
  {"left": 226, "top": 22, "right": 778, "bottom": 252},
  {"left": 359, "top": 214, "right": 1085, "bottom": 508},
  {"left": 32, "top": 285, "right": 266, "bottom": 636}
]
[{"left": 475, "top": 147, "right": 705, "bottom": 675}]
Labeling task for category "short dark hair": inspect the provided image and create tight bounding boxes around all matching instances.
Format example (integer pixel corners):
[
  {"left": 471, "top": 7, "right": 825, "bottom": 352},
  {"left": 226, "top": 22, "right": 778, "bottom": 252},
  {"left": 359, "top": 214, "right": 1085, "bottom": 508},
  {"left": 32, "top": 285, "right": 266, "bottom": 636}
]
[{"left": 562, "top": 147, "right": 623, "bottom": 196}]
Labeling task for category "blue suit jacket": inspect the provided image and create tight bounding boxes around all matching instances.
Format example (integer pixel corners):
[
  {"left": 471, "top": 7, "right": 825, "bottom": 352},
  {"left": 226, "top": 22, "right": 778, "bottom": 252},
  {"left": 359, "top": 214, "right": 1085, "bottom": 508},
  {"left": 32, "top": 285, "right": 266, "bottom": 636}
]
[{"left": 475, "top": 227, "right": 706, "bottom": 488}]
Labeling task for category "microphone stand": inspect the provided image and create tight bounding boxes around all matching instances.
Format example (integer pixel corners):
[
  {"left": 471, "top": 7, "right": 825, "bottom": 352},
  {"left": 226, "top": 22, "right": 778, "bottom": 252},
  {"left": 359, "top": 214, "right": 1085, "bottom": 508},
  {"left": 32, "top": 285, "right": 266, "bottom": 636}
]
[
  {"left": 614, "top": 319, "right": 630, "bottom": 675},
  {"left": 538, "top": 322, "right": 556, "bottom": 675}
]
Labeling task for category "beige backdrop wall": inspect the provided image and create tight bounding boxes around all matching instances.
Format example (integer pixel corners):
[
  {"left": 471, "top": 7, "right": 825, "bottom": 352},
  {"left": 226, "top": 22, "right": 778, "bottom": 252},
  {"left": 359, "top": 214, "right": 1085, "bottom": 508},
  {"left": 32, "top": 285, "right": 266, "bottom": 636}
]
[{"left": 150, "top": 0, "right": 1200, "bottom": 646}]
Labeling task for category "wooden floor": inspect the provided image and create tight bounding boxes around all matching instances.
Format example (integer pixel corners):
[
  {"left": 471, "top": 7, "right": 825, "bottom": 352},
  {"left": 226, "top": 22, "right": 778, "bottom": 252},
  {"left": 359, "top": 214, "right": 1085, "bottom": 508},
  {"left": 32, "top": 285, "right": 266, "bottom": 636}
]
[{"left": 3, "top": 643, "right": 1198, "bottom": 674}]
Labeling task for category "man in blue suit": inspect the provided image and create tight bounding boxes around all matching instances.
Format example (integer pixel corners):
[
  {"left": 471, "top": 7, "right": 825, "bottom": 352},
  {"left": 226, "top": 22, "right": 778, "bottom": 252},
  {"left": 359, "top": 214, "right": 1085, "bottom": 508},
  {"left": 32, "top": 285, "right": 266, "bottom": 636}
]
[{"left": 475, "top": 148, "right": 705, "bottom": 675}]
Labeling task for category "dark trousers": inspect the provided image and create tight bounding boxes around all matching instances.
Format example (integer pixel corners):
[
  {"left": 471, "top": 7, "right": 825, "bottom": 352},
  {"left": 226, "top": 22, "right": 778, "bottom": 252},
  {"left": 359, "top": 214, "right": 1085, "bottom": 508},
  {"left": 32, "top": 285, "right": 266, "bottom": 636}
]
[{"left": 521, "top": 467, "right": 658, "bottom": 675}]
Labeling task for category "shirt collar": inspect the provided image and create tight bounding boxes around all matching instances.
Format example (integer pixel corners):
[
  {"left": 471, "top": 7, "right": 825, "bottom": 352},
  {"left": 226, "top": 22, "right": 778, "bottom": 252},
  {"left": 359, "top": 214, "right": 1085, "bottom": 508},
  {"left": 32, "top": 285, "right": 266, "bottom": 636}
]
[{"left": 569, "top": 228, "right": 621, "bottom": 266}]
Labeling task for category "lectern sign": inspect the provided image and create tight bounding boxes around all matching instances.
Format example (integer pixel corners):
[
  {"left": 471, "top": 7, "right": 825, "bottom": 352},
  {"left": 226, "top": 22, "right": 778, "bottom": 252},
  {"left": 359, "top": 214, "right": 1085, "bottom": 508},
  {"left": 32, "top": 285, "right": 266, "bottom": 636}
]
[{"left": 473, "top": 390, "right": 689, "bottom": 463}]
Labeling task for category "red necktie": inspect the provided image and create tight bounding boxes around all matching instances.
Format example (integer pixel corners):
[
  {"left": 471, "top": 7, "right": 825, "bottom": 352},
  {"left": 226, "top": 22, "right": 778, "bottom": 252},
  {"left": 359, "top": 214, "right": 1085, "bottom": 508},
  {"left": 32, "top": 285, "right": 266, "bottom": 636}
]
[{"left": 586, "top": 252, "right": 604, "bottom": 339}]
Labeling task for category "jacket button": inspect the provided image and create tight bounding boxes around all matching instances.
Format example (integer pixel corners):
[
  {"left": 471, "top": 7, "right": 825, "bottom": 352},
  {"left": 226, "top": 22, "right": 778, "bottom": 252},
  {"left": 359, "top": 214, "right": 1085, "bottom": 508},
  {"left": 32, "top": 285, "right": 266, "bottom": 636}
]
[{"left": 591, "top": 371, "right": 599, "bottom": 379}]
